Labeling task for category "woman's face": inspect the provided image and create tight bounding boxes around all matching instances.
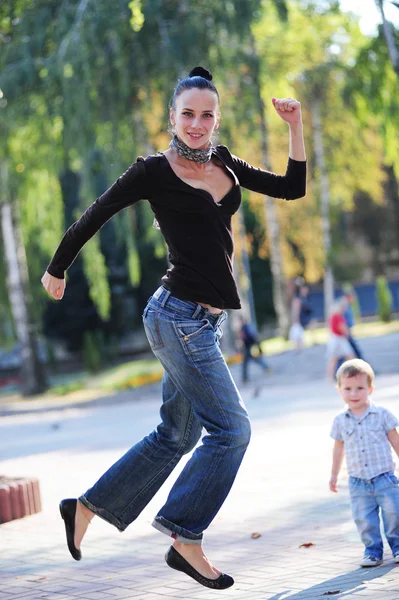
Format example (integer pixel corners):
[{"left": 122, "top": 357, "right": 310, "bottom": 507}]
[{"left": 170, "top": 88, "right": 220, "bottom": 150}]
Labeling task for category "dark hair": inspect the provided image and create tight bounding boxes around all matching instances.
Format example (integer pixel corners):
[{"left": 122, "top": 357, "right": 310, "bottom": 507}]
[{"left": 171, "top": 66, "right": 219, "bottom": 110}]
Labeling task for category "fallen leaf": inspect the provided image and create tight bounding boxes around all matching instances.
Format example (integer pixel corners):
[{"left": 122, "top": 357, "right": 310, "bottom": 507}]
[
  {"left": 321, "top": 592, "right": 340, "bottom": 596},
  {"left": 299, "top": 542, "right": 315, "bottom": 548},
  {"left": 251, "top": 532, "right": 261, "bottom": 539}
]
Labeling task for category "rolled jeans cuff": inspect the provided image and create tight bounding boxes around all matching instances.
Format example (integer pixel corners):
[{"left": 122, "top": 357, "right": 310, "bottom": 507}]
[
  {"left": 152, "top": 516, "right": 203, "bottom": 545},
  {"left": 79, "top": 495, "right": 127, "bottom": 532}
]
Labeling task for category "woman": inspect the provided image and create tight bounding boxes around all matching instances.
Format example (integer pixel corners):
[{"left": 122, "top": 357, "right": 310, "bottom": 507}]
[{"left": 41, "top": 66, "right": 306, "bottom": 589}]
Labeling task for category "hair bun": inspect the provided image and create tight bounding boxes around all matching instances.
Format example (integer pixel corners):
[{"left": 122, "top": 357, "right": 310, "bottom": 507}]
[{"left": 188, "top": 66, "right": 213, "bottom": 81}]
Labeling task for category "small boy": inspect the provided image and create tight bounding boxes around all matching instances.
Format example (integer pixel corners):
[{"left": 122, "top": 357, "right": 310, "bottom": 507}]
[{"left": 329, "top": 358, "right": 399, "bottom": 567}]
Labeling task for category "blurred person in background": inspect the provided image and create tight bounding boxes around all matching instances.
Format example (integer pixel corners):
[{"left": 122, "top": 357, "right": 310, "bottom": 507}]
[
  {"left": 289, "top": 283, "right": 313, "bottom": 350},
  {"left": 335, "top": 291, "right": 364, "bottom": 372},
  {"left": 327, "top": 298, "right": 355, "bottom": 381},
  {"left": 343, "top": 291, "right": 364, "bottom": 359},
  {"left": 239, "top": 316, "right": 270, "bottom": 383},
  {"left": 41, "top": 66, "right": 306, "bottom": 589}
]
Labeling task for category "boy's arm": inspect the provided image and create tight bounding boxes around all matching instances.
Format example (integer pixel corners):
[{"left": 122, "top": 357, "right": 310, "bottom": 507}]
[
  {"left": 330, "top": 440, "right": 345, "bottom": 492},
  {"left": 387, "top": 428, "right": 399, "bottom": 457}
]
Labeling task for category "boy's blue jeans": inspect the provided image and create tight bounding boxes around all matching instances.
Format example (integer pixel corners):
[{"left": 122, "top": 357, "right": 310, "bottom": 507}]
[
  {"left": 349, "top": 472, "right": 399, "bottom": 559},
  {"left": 79, "top": 287, "right": 251, "bottom": 544}
]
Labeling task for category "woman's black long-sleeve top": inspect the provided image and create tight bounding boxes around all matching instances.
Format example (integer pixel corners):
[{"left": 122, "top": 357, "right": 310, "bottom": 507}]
[{"left": 47, "top": 145, "right": 306, "bottom": 310}]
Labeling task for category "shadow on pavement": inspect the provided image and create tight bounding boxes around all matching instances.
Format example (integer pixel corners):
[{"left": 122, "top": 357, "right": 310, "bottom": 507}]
[{"left": 268, "top": 563, "right": 398, "bottom": 599}]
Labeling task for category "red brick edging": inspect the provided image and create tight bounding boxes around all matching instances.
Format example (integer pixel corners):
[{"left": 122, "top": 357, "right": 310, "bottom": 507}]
[{"left": 0, "top": 477, "right": 41, "bottom": 524}]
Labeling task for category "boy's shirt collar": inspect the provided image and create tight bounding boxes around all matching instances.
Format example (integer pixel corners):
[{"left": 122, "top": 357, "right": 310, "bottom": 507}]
[{"left": 345, "top": 400, "right": 376, "bottom": 421}]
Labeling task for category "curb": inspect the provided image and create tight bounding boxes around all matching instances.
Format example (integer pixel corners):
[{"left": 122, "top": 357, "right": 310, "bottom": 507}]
[
  {"left": 0, "top": 354, "right": 245, "bottom": 417},
  {"left": 0, "top": 477, "right": 42, "bottom": 524}
]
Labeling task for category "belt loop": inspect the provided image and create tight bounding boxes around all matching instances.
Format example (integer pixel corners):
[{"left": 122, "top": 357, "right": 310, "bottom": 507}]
[
  {"left": 192, "top": 304, "right": 203, "bottom": 319},
  {"left": 215, "top": 310, "right": 225, "bottom": 327},
  {"left": 160, "top": 289, "right": 171, "bottom": 307}
]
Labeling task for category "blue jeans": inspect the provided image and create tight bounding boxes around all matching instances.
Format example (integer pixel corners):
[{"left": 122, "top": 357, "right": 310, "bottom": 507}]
[
  {"left": 349, "top": 472, "right": 399, "bottom": 558},
  {"left": 80, "top": 287, "right": 251, "bottom": 544}
]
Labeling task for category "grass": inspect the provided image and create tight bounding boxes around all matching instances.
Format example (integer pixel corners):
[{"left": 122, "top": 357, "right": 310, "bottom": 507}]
[
  {"left": 260, "top": 319, "right": 399, "bottom": 356},
  {"left": 1, "top": 319, "right": 398, "bottom": 404}
]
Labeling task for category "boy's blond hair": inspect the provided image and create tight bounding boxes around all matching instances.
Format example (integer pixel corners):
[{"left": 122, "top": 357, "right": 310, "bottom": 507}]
[{"left": 336, "top": 358, "right": 375, "bottom": 387}]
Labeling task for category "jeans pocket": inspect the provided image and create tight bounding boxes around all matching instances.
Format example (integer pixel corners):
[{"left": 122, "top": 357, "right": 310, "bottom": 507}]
[
  {"left": 176, "top": 319, "right": 211, "bottom": 340},
  {"left": 388, "top": 473, "right": 399, "bottom": 486},
  {"left": 143, "top": 308, "right": 164, "bottom": 351}
]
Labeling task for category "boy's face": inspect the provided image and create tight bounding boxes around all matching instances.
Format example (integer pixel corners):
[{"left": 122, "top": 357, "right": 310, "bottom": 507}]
[{"left": 338, "top": 373, "right": 373, "bottom": 413}]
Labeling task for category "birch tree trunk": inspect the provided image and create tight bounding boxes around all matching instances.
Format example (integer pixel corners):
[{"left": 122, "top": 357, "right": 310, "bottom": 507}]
[
  {"left": 376, "top": 0, "right": 399, "bottom": 77},
  {"left": 311, "top": 98, "right": 334, "bottom": 321},
  {"left": 250, "top": 35, "right": 291, "bottom": 337},
  {"left": 0, "top": 166, "right": 47, "bottom": 395}
]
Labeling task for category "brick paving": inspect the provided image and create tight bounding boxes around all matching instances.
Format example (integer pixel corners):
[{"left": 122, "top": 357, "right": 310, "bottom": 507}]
[{"left": 0, "top": 333, "right": 399, "bottom": 599}]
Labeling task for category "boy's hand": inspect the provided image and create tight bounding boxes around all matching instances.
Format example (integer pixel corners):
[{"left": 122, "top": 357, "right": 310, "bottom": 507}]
[{"left": 329, "top": 477, "right": 338, "bottom": 493}]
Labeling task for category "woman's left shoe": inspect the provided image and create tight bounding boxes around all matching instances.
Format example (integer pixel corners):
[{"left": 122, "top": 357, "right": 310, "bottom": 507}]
[
  {"left": 165, "top": 546, "right": 234, "bottom": 589},
  {"left": 59, "top": 498, "right": 82, "bottom": 561}
]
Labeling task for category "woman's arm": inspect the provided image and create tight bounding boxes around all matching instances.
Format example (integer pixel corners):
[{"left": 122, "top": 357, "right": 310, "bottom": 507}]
[
  {"left": 220, "top": 98, "right": 306, "bottom": 200},
  {"left": 272, "top": 98, "right": 306, "bottom": 162},
  {"left": 44, "top": 159, "right": 150, "bottom": 282}
]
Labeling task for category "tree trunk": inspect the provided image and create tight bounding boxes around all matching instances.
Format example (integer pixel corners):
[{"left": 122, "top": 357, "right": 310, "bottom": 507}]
[
  {"left": 250, "top": 35, "right": 291, "bottom": 338},
  {"left": 376, "top": 0, "right": 399, "bottom": 77},
  {"left": 311, "top": 98, "right": 334, "bottom": 321},
  {"left": 0, "top": 169, "right": 47, "bottom": 395}
]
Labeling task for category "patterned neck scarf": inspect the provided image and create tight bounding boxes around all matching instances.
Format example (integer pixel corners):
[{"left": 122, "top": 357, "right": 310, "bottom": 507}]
[{"left": 170, "top": 135, "right": 213, "bottom": 164}]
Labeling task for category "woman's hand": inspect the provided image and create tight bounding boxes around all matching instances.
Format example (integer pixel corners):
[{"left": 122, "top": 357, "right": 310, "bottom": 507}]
[
  {"left": 272, "top": 97, "right": 302, "bottom": 125},
  {"left": 41, "top": 271, "right": 66, "bottom": 300}
]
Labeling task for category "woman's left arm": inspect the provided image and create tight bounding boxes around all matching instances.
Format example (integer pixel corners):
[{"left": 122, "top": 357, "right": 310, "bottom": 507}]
[{"left": 272, "top": 97, "right": 306, "bottom": 162}]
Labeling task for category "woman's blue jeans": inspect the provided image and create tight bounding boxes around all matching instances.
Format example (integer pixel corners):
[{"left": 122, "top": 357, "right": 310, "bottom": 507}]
[
  {"left": 79, "top": 287, "right": 251, "bottom": 544},
  {"left": 349, "top": 472, "right": 399, "bottom": 559}
]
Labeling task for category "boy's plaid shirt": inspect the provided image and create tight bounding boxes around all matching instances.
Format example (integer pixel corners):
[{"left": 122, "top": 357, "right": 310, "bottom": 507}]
[{"left": 330, "top": 403, "right": 398, "bottom": 480}]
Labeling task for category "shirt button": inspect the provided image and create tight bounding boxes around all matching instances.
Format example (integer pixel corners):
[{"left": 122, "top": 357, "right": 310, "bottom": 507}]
[
  {"left": 365, "top": 463, "right": 368, "bottom": 466},
  {"left": 360, "top": 436, "right": 362, "bottom": 439},
  {"left": 362, "top": 449, "right": 365, "bottom": 452}
]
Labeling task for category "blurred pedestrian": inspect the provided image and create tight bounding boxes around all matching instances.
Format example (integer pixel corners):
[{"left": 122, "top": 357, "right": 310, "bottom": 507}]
[
  {"left": 330, "top": 359, "right": 399, "bottom": 567},
  {"left": 289, "top": 284, "right": 313, "bottom": 350},
  {"left": 41, "top": 66, "right": 306, "bottom": 588},
  {"left": 326, "top": 298, "right": 355, "bottom": 381},
  {"left": 239, "top": 317, "right": 269, "bottom": 383},
  {"left": 343, "top": 291, "right": 364, "bottom": 359},
  {"left": 335, "top": 291, "right": 364, "bottom": 372}
]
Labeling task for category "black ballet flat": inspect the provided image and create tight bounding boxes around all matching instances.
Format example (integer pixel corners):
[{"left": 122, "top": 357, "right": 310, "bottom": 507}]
[
  {"left": 59, "top": 498, "right": 82, "bottom": 561},
  {"left": 165, "top": 546, "right": 234, "bottom": 590}
]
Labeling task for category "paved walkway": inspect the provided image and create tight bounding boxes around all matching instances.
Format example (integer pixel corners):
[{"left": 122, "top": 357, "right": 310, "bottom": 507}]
[{"left": 1, "top": 333, "right": 399, "bottom": 599}]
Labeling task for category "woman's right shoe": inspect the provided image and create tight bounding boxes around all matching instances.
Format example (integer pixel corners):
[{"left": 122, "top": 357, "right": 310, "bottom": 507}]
[
  {"left": 59, "top": 498, "right": 82, "bottom": 561},
  {"left": 165, "top": 546, "right": 234, "bottom": 589}
]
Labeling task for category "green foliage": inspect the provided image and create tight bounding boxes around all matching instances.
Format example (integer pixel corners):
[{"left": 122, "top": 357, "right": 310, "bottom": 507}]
[
  {"left": 51, "top": 379, "right": 84, "bottom": 396},
  {"left": 81, "top": 233, "right": 111, "bottom": 321},
  {"left": 0, "top": 0, "right": 398, "bottom": 348},
  {"left": 342, "top": 282, "right": 361, "bottom": 320},
  {"left": 128, "top": 0, "right": 144, "bottom": 32},
  {"left": 376, "top": 275, "right": 393, "bottom": 322},
  {"left": 83, "top": 330, "right": 102, "bottom": 373}
]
